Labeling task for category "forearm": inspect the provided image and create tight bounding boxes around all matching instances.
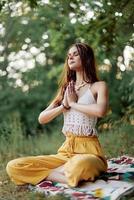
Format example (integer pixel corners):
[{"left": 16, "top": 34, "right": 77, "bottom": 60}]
[
  {"left": 70, "top": 102, "right": 107, "bottom": 118},
  {"left": 38, "top": 105, "right": 64, "bottom": 124}
]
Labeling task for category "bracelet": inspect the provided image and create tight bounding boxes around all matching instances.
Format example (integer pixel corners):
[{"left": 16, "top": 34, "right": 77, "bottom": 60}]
[{"left": 61, "top": 102, "right": 70, "bottom": 110}]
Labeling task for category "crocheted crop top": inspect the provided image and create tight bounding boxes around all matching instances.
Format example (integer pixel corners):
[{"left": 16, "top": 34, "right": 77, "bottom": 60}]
[{"left": 62, "top": 87, "right": 98, "bottom": 136}]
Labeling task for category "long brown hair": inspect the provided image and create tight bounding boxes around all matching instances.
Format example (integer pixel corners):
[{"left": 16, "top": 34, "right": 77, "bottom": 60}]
[{"left": 51, "top": 43, "right": 99, "bottom": 106}]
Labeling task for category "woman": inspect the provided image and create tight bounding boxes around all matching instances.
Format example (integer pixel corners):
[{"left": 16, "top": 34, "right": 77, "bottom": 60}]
[{"left": 6, "top": 43, "right": 109, "bottom": 188}]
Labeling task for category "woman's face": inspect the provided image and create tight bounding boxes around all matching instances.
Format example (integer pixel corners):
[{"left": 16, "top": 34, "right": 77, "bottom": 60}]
[{"left": 67, "top": 46, "right": 82, "bottom": 71}]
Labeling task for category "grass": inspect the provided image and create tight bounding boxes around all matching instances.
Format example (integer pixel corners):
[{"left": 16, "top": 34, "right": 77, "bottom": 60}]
[{"left": 0, "top": 115, "right": 134, "bottom": 199}]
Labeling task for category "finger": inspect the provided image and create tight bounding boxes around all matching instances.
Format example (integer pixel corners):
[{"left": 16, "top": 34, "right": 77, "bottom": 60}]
[
  {"left": 68, "top": 82, "right": 71, "bottom": 94},
  {"left": 71, "top": 80, "right": 74, "bottom": 85},
  {"left": 64, "top": 89, "right": 67, "bottom": 96},
  {"left": 72, "top": 81, "right": 75, "bottom": 92},
  {"left": 67, "top": 85, "right": 70, "bottom": 96},
  {"left": 66, "top": 86, "right": 69, "bottom": 93},
  {"left": 70, "top": 80, "right": 74, "bottom": 86},
  {"left": 70, "top": 81, "right": 74, "bottom": 93},
  {"left": 66, "top": 87, "right": 69, "bottom": 97},
  {"left": 69, "top": 82, "right": 72, "bottom": 93}
]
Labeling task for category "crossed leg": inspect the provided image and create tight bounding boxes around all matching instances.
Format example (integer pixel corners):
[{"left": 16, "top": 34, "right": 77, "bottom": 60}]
[
  {"left": 46, "top": 165, "right": 67, "bottom": 184},
  {"left": 64, "top": 154, "right": 107, "bottom": 187},
  {"left": 6, "top": 154, "right": 107, "bottom": 187},
  {"left": 46, "top": 154, "right": 107, "bottom": 187},
  {"left": 6, "top": 155, "right": 66, "bottom": 185}
]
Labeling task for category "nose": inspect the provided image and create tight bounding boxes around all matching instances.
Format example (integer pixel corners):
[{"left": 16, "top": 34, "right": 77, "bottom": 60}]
[{"left": 69, "top": 54, "right": 74, "bottom": 60}]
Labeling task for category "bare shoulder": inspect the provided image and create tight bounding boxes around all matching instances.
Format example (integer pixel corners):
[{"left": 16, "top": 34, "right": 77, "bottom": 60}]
[
  {"left": 92, "top": 81, "right": 108, "bottom": 91},
  {"left": 91, "top": 81, "right": 109, "bottom": 100}
]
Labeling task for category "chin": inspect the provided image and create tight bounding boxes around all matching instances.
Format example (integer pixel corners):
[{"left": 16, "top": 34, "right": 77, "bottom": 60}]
[
  {"left": 69, "top": 66, "right": 81, "bottom": 71},
  {"left": 69, "top": 66, "right": 76, "bottom": 70}
]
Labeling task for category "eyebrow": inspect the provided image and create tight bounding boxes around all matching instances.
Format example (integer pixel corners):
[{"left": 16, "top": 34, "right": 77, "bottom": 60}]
[{"left": 68, "top": 50, "right": 78, "bottom": 56}]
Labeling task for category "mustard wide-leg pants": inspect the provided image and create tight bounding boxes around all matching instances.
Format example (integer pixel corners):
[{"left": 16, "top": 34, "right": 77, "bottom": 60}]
[{"left": 6, "top": 133, "right": 107, "bottom": 187}]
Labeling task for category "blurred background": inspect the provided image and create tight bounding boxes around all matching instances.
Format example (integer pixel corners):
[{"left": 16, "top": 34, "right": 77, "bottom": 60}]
[{"left": 0, "top": 0, "right": 134, "bottom": 160}]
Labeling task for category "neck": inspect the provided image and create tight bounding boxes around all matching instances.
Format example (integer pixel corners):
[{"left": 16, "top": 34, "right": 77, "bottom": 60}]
[
  {"left": 75, "top": 71, "right": 84, "bottom": 85},
  {"left": 75, "top": 71, "right": 89, "bottom": 85}
]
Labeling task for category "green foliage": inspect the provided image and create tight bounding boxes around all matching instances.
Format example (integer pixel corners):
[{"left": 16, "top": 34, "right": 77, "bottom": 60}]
[
  {"left": 0, "top": 0, "right": 133, "bottom": 135},
  {"left": 0, "top": 112, "right": 64, "bottom": 163},
  {"left": 99, "top": 124, "right": 134, "bottom": 158},
  {"left": 109, "top": 70, "right": 134, "bottom": 121}
]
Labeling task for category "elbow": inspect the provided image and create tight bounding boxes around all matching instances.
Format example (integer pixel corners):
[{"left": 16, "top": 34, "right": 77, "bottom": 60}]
[
  {"left": 38, "top": 113, "right": 47, "bottom": 124},
  {"left": 97, "top": 110, "right": 107, "bottom": 118},
  {"left": 38, "top": 114, "right": 44, "bottom": 124},
  {"left": 97, "top": 104, "right": 108, "bottom": 118}
]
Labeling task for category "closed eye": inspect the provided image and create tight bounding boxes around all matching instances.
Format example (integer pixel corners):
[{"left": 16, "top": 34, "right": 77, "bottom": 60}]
[
  {"left": 67, "top": 51, "right": 79, "bottom": 59},
  {"left": 74, "top": 52, "right": 79, "bottom": 56}
]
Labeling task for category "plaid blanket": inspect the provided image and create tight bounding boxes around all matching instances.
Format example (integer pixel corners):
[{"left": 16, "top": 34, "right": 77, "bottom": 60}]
[{"left": 29, "top": 155, "right": 134, "bottom": 200}]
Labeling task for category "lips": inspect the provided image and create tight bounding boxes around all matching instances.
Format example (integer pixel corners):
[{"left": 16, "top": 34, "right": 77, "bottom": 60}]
[{"left": 69, "top": 61, "right": 75, "bottom": 65}]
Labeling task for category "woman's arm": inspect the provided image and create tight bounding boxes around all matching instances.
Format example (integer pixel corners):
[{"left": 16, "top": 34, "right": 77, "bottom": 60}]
[
  {"left": 68, "top": 81, "right": 109, "bottom": 118},
  {"left": 38, "top": 88, "right": 70, "bottom": 124},
  {"left": 38, "top": 102, "right": 64, "bottom": 124}
]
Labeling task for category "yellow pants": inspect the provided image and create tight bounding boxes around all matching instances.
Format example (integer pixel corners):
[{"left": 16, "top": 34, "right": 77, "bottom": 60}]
[{"left": 6, "top": 133, "right": 107, "bottom": 187}]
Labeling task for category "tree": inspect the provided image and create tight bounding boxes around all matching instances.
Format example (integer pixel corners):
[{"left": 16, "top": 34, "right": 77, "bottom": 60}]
[{"left": 0, "top": 0, "right": 133, "bottom": 135}]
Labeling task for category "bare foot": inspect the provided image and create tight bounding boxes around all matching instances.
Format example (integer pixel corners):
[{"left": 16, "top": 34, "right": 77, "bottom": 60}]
[
  {"left": 54, "top": 165, "right": 65, "bottom": 174},
  {"left": 46, "top": 166, "right": 67, "bottom": 184}
]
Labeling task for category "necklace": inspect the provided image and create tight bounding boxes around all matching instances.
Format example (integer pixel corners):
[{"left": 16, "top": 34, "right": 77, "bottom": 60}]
[{"left": 75, "top": 81, "right": 87, "bottom": 91}]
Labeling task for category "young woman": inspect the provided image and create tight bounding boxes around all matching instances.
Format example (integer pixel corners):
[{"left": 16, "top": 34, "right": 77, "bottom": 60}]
[{"left": 6, "top": 43, "right": 109, "bottom": 188}]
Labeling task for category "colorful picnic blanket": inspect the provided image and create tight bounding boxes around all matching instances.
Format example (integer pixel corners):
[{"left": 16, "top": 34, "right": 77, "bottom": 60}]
[{"left": 29, "top": 155, "right": 134, "bottom": 200}]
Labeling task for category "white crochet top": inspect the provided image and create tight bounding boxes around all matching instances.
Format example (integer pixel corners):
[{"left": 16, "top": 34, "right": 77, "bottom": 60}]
[{"left": 62, "top": 87, "right": 98, "bottom": 136}]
